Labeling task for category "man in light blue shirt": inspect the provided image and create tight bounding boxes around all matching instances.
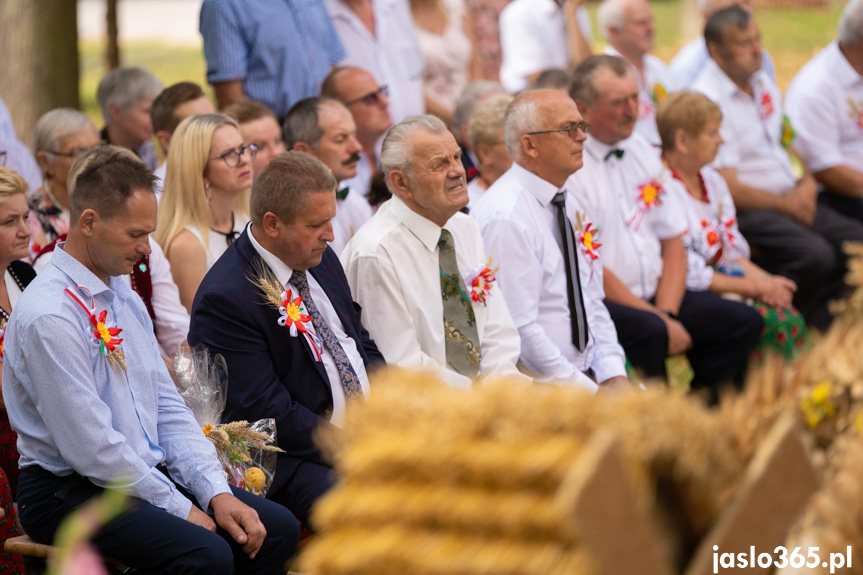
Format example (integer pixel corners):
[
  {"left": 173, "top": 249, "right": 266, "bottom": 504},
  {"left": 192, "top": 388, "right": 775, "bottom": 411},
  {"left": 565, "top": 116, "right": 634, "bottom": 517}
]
[{"left": 3, "top": 147, "right": 298, "bottom": 573}]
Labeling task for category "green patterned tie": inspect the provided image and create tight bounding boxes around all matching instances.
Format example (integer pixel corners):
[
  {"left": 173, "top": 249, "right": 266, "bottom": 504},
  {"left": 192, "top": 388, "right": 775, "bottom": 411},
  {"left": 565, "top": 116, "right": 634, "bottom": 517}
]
[{"left": 438, "top": 229, "right": 481, "bottom": 378}]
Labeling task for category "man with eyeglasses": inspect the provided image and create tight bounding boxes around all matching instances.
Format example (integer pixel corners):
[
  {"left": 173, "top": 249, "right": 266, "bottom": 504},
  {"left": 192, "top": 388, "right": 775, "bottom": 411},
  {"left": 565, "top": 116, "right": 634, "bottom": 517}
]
[
  {"left": 567, "top": 55, "right": 762, "bottom": 403},
  {"left": 284, "top": 97, "right": 370, "bottom": 255},
  {"left": 341, "top": 115, "right": 528, "bottom": 388},
  {"left": 321, "top": 67, "right": 394, "bottom": 203},
  {"left": 471, "top": 89, "right": 628, "bottom": 392}
]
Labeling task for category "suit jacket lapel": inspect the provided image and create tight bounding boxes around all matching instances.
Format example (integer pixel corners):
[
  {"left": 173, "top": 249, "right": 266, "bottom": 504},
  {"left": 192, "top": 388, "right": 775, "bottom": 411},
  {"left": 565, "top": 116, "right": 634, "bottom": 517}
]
[{"left": 237, "top": 231, "right": 333, "bottom": 388}]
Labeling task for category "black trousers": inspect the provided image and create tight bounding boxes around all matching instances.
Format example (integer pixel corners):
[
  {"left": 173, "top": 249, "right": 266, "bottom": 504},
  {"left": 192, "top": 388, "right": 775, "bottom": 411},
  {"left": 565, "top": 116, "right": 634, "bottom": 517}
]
[
  {"left": 735, "top": 201, "right": 863, "bottom": 330},
  {"left": 269, "top": 460, "right": 336, "bottom": 530},
  {"left": 18, "top": 466, "right": 300, "bottom": 575},
  {"left": 607, "top": 290, "right": 763, "bottom": 403}
]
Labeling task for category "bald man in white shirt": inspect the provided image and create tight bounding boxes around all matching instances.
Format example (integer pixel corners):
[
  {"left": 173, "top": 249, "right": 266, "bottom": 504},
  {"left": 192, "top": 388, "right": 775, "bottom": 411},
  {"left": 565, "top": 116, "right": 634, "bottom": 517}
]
[{"left": 472, "top": 90, "right": 630, "bottom": 393}]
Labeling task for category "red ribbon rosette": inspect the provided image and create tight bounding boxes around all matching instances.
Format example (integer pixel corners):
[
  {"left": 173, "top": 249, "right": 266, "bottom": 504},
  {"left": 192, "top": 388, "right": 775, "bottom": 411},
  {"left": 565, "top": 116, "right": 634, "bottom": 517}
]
[
  {"left": 464, "top": 257, "right": 500, "bottom": 307},
  {"left": 277, "top": 289, "right": 322, "bottom": 361},
  {"left": 64, "top": 286, "right": 126, "bottom": 370},
  {"left": 580, "top": 223, "right": 602, "bottom": 260},
  {"left": 626, "top": 179, "right": 665, "bottom": 231}
]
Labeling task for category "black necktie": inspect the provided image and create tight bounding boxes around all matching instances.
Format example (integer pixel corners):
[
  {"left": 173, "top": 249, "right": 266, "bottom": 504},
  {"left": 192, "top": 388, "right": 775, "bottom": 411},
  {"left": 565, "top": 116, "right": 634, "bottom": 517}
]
[
  {"left": 551, "top": 191, "right": 589, "bottom": 351},
  {"left": 336, "top": 187, "right": 350, "bottom": 200},
  {"left": 605, "top": 148, "right": 624, "bottom": 161}
]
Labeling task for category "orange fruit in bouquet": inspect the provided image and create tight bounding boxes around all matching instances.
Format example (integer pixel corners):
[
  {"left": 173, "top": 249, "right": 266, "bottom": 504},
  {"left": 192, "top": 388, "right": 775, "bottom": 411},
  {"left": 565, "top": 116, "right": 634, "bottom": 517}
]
[{"left": 244, "top": 467, "right": 266, "bottom": 493}]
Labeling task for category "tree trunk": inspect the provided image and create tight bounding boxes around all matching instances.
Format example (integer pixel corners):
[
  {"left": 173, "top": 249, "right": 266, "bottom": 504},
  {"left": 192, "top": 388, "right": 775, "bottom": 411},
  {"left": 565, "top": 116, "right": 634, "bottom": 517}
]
[
  {"left": 107, "top": 0, "right": 120, "bottom": 70},
  {"left": 0, "top": 0, "right": 80, "bottom": 145}
]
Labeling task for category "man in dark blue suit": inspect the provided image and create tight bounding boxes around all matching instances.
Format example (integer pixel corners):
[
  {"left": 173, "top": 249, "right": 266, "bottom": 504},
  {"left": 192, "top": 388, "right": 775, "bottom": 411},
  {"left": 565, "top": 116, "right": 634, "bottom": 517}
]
[{"left": 188, "top": 151, "right": 384, "bottom": 527}]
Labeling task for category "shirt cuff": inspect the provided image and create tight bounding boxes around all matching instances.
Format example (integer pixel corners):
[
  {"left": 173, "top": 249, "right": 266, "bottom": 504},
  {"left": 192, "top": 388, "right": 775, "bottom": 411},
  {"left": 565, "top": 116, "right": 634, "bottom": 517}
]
[
  {"left": 592, "top": 354, "right": 628, "bottom": 384},
  {"left": 164, "top": 487, "right": 194, "bottom": 519}
]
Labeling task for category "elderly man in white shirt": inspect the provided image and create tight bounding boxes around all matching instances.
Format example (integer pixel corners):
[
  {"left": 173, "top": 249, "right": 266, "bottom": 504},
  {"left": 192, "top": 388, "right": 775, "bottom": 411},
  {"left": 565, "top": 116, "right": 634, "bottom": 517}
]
[
  {"left": 668, "top": 0, "right": 776, "bottom": 91},
  {"left": 283, "top": 96, "right": 373, "bottom": 255},
  {"left": 568, "top": 55, "right": 762, "bottom": 402},
  {"left": 471, "top": 90, "right": 629, "bottom": 393},
  {"left": 499, "top": 0, "right": 593, "bottom": 94},
  {"left": 692, "top": 5, "right": 863, "bottom": 330},
  {"left": 599, "top": 0, "right": 672, "bottom": 146},
  {"left": 342, "top": 115, "right": 528, "bottom": 389},
  {"left": 325, "top": 0, "right": 425, "bottom": 124},
  {"left": 786, "top": 0, "right": 863, "bottom": 221}
]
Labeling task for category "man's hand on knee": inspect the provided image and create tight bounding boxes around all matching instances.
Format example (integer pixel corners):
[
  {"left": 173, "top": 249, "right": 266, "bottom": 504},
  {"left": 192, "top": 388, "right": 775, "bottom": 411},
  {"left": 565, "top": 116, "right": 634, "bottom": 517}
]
[
  {"left": 210, "top": 493, "right": 267, "bottom": 559},
  {"left": 186, "top": 505, "right": 217, "bottom": 532}
]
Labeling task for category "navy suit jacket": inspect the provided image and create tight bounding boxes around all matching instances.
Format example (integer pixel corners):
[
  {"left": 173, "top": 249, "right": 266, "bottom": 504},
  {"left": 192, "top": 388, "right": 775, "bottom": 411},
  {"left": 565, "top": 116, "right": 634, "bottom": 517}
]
[{"left": 188, "top": 228, "right": 384, "bottom": 495}]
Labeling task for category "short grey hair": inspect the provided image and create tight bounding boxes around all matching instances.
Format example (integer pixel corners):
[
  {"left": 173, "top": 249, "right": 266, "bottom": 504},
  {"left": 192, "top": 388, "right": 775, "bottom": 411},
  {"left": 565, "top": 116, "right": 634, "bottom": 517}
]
[
  {"left": 283, "top": 97, "right": 342, "bottom": 149},
  {"left": 380, "top": 114, "right": 449, "bottom": 192},
  {"left": 468, "top": 93, "right": 514, "bottom": 151},
  {"left": 598, "top": 0, "right": 629, "bottom": 40},
  {"left": 570, "top": 55, "right": 633, "bottom": 106},
  {"left": 839, "top": 0, "right": 863, "bottom": 46},
  {"left": 33, "top": 108, "right": 97, "bottom": 177},
  {"left": 503, "top": 92, "right": 541, "bottom": 160},
  {"left": 97, "top": 66, "right": 163, "bottom": 124},
  {"left": 453, "top": 80, "right": 506, "bottom": 130}
]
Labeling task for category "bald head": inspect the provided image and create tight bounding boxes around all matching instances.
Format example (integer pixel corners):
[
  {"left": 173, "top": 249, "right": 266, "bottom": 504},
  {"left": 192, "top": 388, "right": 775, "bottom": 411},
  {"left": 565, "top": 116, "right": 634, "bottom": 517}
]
[{"left": 321, "top": 67, "right": 392, "bottom": 147}]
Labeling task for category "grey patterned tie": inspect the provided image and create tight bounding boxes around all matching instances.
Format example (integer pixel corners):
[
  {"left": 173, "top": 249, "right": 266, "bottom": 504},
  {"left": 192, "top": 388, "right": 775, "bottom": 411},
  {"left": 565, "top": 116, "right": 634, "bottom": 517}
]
[
  {"left": 438, "top": 229, "right": 481, "bottom": 378},
  {"left": 552, "top": 191, "right": 589, "bottom": 351},
  {"left": 290, "top": 270, "right": 364, "bottom": 400}
]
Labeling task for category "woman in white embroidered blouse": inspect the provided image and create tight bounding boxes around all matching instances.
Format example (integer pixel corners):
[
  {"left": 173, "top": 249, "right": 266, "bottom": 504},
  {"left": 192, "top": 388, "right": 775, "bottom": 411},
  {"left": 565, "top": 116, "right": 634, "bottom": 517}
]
[
  {"left": 658, "top": 91, "right": 808, "bottom": 360},
  {"left": 154, "top": 114, "right": 253, "bottom": 312}
]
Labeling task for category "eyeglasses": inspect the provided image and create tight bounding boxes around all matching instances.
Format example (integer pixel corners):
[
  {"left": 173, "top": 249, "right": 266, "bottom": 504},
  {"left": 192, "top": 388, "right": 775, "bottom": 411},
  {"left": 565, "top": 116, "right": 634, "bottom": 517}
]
[
  {"left": 208, "top": 143, "right": 258, "bottom": 168},
  {"left": 0, "top": 151, "right": 5, "bottom": 167},
  {"left": 527, "top": 121, "right": 590, "bottom": 139},
  {"left": 344, "top": 85, "right": 389, "bottom": 107},
  {"left": 45, "top": 142, "right": 106, "bottom": 160}
]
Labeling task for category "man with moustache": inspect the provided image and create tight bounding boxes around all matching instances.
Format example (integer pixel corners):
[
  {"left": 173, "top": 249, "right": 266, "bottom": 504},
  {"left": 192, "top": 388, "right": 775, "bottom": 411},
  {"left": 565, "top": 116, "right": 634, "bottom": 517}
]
[
  {"left": 189, "top": 151, "right": 384, "bottom": 527},
  {"left": 568, "top": 55, "right": 762, "bottom": 402},
  {"left": 4, "top": 149, "right": 299, "bottom": 573},
  {"left": 341, "top": 115, "right": 528, "bottom": 388},
  {"left": 472, "top": 90, "right": 629, "bottom": 392},
  {"left": 284, "top": 96, "right": 369, "bottom": 254},
  {"left": 321, "top": 67, "right": 394, "bottom": 199}
]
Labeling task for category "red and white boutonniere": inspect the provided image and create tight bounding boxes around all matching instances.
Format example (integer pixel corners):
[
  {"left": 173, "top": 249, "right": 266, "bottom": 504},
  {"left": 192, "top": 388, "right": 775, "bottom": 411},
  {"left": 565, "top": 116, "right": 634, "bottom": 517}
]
[
  {"left": 580, "top": 223, "right": 602, "bottom": 260},
  {"left": 760, "top": 91, "right": 774, "bottom": 119},
  {"left": 626, "top": 178, "right": 665, "bottom": 231},
  {"left": 251, "top": 259, "right": 323, "bottom": 362},
  {"left": 64, "top": 286, "right": 126, "bottom": 371},
  {"left": 0, "top": 327, "right": 5, "bottom": 363},
  {"left": 464, "top": 257, "right": 500, "bottom": 307},
  {"left": 278, "top": 288, "right": 323, "bottom": 361}
]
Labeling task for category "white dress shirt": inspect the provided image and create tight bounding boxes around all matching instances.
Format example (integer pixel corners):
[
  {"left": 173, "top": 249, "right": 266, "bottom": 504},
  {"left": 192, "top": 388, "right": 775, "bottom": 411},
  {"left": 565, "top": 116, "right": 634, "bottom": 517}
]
[
  {"left": 668, "top": 37, "right": 776, "bottom": 91},
  {"left": 786, "top": 42, "right": 863, "bottom": 175},
  {"left": 341, "top": 196, "right": 528, "bottom": 389},
  {"left": 34, "top": 238, "right": 190, "bottom": 357},
  {"left": 248, "top": 225, "right": 370, "bottom": 427},
  {"left": 473, "top": 163, "right": 626, "bottom": 390},
  {"left": 331, "top": 153, "right": 375, "bottom": 256},
  {"left": 604, "top": 46, "right": 672, "bottom": 147},
  {"left": 498, "top": 0, "right": 593, "bottom": 93},
  {"left": 567, "top": 134, "right": 686, "bottom": 300},
  {"left": 153, "top": 161, "right": 166, "bottom": 203},
  {"left": 467, "top": 178, "right": 486, "bottom": 209},
  {"left": 692, "top": 59, "right": 795, "bottom": 195},
  {"left": 325, "top": 0, "right": 426, "bottom": 124},
  {"left": 665, "top": 167, "right": 751, "bottom": 291}
]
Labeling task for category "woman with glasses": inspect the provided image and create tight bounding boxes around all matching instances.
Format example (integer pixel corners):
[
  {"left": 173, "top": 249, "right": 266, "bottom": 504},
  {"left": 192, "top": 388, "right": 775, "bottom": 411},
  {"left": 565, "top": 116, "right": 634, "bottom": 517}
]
[
  {"left": 155, "top": 113, "right": 254, "bottom": 312},
  {"left": 0, "top": 167, "right": 37, "bottom": 575},
  {"left": 29, "top": 108, "right": 101, "bottom": 260}
]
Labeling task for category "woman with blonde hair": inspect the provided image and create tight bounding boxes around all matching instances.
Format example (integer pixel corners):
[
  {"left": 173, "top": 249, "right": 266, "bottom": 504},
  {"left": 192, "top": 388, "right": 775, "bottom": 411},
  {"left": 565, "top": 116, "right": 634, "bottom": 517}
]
[
  {"left": 0, "top": 167, "right": 37, "bottom": 575},
  {"left": 29, "top": 108, "right": 101, "bottom": 259},
  {"left": 154, "top": 113, "right": 255, "bottom": 311}
]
